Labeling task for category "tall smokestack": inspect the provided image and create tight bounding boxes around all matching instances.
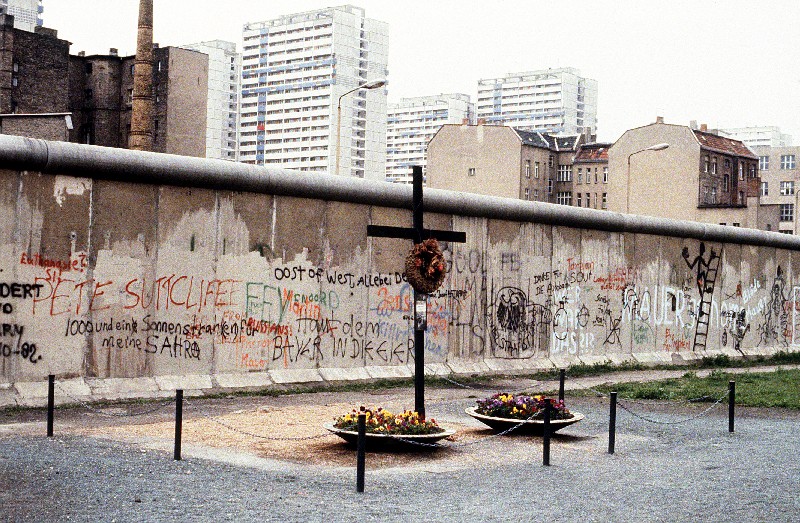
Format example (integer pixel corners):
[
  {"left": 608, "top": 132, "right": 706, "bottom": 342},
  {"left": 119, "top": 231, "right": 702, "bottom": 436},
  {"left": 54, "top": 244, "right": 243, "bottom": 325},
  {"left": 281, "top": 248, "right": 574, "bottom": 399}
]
[{"left": 129, "top": 0, "right": 154, "bottom": 151}]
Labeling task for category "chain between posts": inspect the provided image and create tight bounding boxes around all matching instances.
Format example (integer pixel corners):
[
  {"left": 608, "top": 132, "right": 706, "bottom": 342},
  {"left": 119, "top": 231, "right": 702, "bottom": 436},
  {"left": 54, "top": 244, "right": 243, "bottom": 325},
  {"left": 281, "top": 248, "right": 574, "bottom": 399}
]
[
  {"left": 54, "top": 383, "right": 174, "bottom": 417},
  {"left": 182, "top": 399, "right": 335, "bottom": 441},
  {"left": 616, "top": 390, "right": 729, "bottom": 425}
]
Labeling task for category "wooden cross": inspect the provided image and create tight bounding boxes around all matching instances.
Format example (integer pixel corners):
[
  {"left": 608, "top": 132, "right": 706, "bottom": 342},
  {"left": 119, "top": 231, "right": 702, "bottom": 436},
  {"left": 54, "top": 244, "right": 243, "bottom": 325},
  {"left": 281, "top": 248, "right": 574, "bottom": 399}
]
[{"left": 367, "top": 165, "right": 466, "bottom": 418}]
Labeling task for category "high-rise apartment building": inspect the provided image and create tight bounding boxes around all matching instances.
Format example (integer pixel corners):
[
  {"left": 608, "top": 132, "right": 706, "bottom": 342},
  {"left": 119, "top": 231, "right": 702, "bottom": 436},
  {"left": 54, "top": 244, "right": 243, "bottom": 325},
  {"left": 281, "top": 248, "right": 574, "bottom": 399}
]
[
  {"left": 385, "top": 93, "right": 473, "bottom": 183},
  {"left": 180, "top": 40, "right": 241, "bottom": 161},
  {"left": 0, "top": 0, "right": 42, "bottom": 32},
  {"left": 240, "top": 5, "right": 389, "bottom": 180},
  {"left": 476, "top": 67, "right": 597, "bottom": 136},
  {"left": 718, "top": 126, "right": 792, "bottom": 148}
]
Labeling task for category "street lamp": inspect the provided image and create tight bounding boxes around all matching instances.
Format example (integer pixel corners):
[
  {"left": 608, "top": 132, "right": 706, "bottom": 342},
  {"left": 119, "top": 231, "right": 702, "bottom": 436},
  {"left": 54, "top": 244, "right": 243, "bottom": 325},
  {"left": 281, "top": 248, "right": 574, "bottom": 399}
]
[
  {"left": 335, "top": 78, "right": 386, "bottom": 177},
  {"left": 626, "top": 142, "right": 670, "bottom": 213}
]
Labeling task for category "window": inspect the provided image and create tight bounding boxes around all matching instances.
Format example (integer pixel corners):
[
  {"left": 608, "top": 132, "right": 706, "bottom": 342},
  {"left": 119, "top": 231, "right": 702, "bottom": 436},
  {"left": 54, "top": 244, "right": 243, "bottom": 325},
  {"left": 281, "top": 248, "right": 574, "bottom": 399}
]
[
  {"left": 556, "top": 191, "right": 572, "bottom": 205},
  {"left": 534, "top": 162, "right": 540, "bottom": 179},
  {"left": 711, "top": 157, "right": 717, "bottom": 174},
  {"left": 603, "top": 167, "right": 608, "bottom": 183},
  {"left": 780, "top": 181, "right": 795, "bottom": 196},
  {"left": 703, "top": 186, "right": 718, "bottom": 205},
  {"left": 739, "top": 191, "right": 745, "bottom": 204},
  {"left": 577, "top": 193, "right": 582, "bottom": 207},
  {"left": 533, "top": 188, "right": 539, "bottom": 199},
  {"left": 524, "top": 187, "right": 530, "bottom": 200},
  {"left": 601, "top": 193, "right": 607, "bottom": 209},
  {"left": 557, "top": 164, "right": 572, "bottom": 182},
  {"left": 525, "top": 160, "right": 531, "bottom": 178},
  {"left": 781, "top": 155, "right": 796, "bottom": 169},
  {"left": 548, "top": 155, "right": 554, "bottom": 168},
  {"left": 723, "top": 174, "right": 729, "bottom": 192},
  {"left": 761, "top": 181, "right": 768, "bottom": 196},
  {"left": 85, "top": 62, "right": 93, "bottom": 74},
  {"left": 759, "top": 156, "right": 769, "bottom": 170},
  {"left": 780, "top": 203, "right": 794, "bottom": 222},
  {"left": 586, "top": 193, "right": 591, "bottom": 207},
  {"left": 84, "top": 88, "right": 93, "bottom": 100},
  {"left": 577, "top": 168, "right": 582, "bottom": 184},
  {"left": 704, "top": 155, "right": 709, "bottom": 173},
  {"left": 594, "top": 168, "right": 598, "bottom": 184},
  {"left": 467, "top": 167, "right": 476, "bottom": 177},
  {"left": 548, "top": 179, "right": 553, "bottom": 194},
  {"left": 733, "top": 223, "right": 740, "bottom": 227},
  {"left": 738, "top": 162, "right": 744, "bottom": 180}
]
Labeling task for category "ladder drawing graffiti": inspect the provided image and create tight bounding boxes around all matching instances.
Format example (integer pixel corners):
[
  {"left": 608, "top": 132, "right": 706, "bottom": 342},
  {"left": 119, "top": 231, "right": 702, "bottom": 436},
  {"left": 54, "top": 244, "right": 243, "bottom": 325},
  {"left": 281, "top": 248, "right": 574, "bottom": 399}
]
[{"left": 682, "top": 243, "right": 721, "bottom": 351}]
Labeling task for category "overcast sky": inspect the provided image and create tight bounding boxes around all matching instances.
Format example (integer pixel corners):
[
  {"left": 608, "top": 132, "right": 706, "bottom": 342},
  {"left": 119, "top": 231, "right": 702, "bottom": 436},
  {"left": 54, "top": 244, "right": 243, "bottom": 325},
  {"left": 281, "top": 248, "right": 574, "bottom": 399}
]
[{"left": 45, "top": 0, "right": 800, "bottom": 143}]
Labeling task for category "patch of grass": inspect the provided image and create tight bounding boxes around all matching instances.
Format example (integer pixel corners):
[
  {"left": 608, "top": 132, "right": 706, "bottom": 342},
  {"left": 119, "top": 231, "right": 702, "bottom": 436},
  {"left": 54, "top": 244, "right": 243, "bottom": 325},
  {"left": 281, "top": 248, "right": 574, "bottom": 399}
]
[{"left": 586, "top": 368, "right": 800, "bottom": 409}]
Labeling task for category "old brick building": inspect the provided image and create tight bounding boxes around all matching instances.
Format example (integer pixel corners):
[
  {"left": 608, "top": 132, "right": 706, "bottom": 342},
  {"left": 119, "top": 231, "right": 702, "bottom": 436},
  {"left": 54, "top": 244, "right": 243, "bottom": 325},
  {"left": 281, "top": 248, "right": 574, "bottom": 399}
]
[{"left": 0, "top": 13, "right": 206, "bottom": 156}]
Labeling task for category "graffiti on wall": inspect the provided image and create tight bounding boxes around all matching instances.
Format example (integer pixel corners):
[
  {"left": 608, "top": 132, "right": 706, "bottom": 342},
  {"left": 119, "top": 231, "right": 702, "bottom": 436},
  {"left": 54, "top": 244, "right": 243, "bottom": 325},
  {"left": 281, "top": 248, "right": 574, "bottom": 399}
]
[{"left": 5, "top": 230, "right": 800, "bottom": 381}]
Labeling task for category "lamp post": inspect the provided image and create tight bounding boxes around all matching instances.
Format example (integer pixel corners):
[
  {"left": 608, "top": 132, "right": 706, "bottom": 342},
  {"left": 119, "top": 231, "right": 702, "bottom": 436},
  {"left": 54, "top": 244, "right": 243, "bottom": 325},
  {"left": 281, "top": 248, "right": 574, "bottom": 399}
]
[
  {"left": 335, "top": 78, "right": 386, "bottom": 177},
  {"left": 626, "top": 142, "right": 669, "bottom": 213}
]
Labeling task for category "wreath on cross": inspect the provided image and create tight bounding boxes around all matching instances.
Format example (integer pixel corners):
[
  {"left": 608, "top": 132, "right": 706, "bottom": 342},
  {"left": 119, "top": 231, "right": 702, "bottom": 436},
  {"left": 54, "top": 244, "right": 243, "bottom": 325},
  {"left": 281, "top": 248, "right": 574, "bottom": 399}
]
[{"left": 404, "top": 238, "right": 447, "bottom": 294}]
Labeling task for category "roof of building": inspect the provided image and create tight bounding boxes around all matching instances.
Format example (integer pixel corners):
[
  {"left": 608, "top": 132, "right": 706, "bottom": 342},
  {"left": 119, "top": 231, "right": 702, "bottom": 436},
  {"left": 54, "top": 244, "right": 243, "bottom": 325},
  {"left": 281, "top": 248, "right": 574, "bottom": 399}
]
[
  {"left": 574, "top": 143, "right": 612, "bottom": 162},
  {"left": 693, "top": 130, "right": 757, "bottom": 159},
  {"left": 514, "top": 129, "right": 580, "bottom": 151}
]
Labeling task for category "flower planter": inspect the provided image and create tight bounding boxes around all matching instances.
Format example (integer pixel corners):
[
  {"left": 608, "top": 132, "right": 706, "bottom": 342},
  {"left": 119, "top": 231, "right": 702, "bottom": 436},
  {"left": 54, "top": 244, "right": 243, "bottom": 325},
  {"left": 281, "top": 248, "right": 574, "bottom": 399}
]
[
  {"left": 323, "top": 422, "right": 455, "bottom": 450},
  {"left": 465, "top": 406, "right": 584, "bottom": 435}
]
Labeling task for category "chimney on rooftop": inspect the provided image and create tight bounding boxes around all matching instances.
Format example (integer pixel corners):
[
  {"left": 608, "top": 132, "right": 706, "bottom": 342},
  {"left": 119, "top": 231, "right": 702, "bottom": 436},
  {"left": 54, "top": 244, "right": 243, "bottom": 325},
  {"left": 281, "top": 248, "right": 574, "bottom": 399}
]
[
  {"left": 689, "top": 120, "right": 698, "bottom": 130},
  {"left": 477, "top": 118, "right": 486, "bottom": 125},
  {"left": 656, "top": 116, "right": 664, "bottom": 124},
  {"left": 700, "top": 123, "right": 708, "bottom": 132},
  {"left": 109, "top": 48, "right": 118, "bottom": 56}
]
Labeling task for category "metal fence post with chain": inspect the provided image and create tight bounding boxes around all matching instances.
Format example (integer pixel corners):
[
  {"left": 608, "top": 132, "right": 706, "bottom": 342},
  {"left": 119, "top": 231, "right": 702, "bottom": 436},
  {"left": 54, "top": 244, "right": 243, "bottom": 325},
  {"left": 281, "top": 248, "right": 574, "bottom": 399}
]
[
  {"left": 356, "top": 413, "right": 366, "bottom": 493},
  {"left": 47, "top": 374, "right": 54, "bottom": 437},
  {"left": 174, "top": 390, "right": 183, "bottom": 461}
]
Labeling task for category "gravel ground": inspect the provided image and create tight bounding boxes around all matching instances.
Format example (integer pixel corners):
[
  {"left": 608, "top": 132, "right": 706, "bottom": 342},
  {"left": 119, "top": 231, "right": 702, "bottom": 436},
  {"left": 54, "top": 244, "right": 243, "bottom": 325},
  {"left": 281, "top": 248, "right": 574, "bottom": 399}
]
[{"left": 1, "top": 369, "right": 799, "bottom": 522}]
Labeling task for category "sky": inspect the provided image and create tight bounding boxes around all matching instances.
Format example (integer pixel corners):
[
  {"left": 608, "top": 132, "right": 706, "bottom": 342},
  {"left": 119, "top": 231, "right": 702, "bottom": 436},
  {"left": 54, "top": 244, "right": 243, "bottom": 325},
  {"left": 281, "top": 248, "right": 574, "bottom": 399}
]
[{"left": 44, "top": 0, "right": 800, "bottom": 143}]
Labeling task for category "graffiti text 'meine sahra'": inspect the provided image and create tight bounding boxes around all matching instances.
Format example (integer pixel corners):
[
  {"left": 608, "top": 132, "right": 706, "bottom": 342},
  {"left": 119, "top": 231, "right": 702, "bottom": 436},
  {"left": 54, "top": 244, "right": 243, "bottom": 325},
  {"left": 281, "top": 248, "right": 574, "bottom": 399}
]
[{"left": 33, "top": 274, "right": 240, "bottom": 316}]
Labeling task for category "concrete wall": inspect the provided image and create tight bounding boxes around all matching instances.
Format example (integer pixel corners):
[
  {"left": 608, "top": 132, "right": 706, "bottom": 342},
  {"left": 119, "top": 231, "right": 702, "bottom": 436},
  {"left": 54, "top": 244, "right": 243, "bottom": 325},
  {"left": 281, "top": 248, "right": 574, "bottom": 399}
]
[{"left": 2, "top": 135, "right": 800, "bottom": 405}]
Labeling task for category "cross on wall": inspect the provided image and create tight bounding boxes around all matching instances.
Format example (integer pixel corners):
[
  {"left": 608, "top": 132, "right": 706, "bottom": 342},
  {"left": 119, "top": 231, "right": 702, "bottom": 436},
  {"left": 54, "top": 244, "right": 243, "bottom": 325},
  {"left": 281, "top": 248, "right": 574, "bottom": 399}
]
[{"left": 366, "top": 166, "right": 466, "bottom": 418}]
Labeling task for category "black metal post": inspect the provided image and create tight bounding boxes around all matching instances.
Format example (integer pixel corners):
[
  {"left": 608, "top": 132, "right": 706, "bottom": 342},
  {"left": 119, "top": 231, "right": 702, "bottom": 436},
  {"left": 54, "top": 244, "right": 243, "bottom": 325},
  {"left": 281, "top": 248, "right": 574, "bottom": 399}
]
[
  {"left": 542, "top": 400, "right": 551, "bottom": 466},
  {"left": 412, "top": 165, "right": 426, "bottom": 419},
  {"left": 558, "top": 369, "right": 566, "bottom": 401},
  {"left": 728, "top": 380, "right": 735, "bottom": 433},
  {"left": 174, "top": 389, "right": 183, "bottom": 461},
  {"left": 47, "top": 374, "right": 54, "bottom": 437},
  {"left": 356, "top": 413, "right": 366, "bottom": 493},
  {"left": 608, "top": 392, "right": 617, "bottom": 454}
]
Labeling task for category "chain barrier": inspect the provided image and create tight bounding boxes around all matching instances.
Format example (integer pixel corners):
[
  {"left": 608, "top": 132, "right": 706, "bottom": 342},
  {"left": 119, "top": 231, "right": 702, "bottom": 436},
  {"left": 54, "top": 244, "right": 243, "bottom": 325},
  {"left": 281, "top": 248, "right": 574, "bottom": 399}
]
[
  {"left": 558, "top": 370, "right": 727, "bottom": 406},
  {"left": 183, "top": 399, "right": 335, "bottom": 442},
  {"left": 54, "top": 383, "right": 174, "bottom": 418},
  {"left": 616, "top": 390, "right": 729, "bottom": 425}
]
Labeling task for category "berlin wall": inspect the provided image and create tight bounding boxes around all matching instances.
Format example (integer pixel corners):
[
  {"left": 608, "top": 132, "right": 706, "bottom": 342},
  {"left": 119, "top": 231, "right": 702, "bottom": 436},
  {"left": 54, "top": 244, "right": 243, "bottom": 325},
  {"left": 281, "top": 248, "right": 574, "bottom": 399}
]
[{"left": 2, "top": 135, "right": 800, "bottom": 405}]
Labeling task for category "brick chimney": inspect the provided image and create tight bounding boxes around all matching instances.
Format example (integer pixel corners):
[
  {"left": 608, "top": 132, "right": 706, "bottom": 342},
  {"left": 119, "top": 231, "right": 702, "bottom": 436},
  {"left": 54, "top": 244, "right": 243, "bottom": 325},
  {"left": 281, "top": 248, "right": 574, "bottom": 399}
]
[
  {"left": 129, "top": 0, "right": 154, "bottom": 151},
  {"left": 655, "top": 116, "right": 664, "bottom": 124},
  {"left": 700, "top": 123, "right": 708, "bottom": 132}
]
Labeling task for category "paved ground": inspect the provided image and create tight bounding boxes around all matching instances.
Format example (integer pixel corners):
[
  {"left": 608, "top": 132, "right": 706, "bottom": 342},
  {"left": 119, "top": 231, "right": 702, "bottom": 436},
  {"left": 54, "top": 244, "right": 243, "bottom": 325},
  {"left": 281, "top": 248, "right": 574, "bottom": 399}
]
[{"left": 1, "top": 367, "right": 799, "bottom": 522}]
